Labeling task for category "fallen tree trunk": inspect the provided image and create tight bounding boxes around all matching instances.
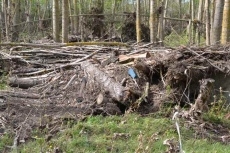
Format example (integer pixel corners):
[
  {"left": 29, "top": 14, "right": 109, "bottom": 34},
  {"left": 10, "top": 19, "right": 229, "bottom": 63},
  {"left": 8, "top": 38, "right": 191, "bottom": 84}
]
[
  {"left": 9, "top": 76, "right": 48, "bottom": 88},
  {"left": 0, "top": 42, "right": 129, "bottom": 48},
  {"left": 81, "top": 61, "right": 130, "bottom": 104},
  {"left": 0, "top": 91, "right": 40, "bottom": 99}
]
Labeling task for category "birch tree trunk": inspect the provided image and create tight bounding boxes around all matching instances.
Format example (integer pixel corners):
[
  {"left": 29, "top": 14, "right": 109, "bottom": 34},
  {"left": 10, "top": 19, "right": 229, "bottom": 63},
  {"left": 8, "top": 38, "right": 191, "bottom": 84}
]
[
  {"left": 136, "top": 0, "right": 141, "bottom": 43},
  {"left": 211, "top": 0, "right": 224, "bottom": 45},
  {"left": 221, "top": 0, "right": 230, "bottom": 44},
  {"left": 52, "top": 0, "right": 60, "bottom": 42},
  {"left": 205, "top": 0, "right": 211, "bottom": 45}
]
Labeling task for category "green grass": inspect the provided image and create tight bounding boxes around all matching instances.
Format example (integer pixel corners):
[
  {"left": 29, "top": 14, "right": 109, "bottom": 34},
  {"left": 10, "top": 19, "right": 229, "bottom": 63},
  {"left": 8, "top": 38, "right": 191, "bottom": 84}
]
[
  {"left": 0, "top": 72, "right": 8, "bottom": 90},
  {"left": 0, "top": 133, "right": 14, "bottom": 152},
  {"left": 4, "top": 113, "right": 230, "bottom": 153}
]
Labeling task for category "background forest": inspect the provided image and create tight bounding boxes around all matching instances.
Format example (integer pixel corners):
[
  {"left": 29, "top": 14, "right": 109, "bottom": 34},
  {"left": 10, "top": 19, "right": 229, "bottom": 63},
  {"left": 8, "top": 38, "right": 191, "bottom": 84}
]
[{"left": 0, "top": 0, "right": 229, "bottom": 46}]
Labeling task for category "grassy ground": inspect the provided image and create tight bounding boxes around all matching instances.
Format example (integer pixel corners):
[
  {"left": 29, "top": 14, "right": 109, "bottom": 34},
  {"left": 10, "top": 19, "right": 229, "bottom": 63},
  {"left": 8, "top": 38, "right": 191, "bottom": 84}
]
[{"left": 1, "top": 113, "right": 228, "bottom": 153}]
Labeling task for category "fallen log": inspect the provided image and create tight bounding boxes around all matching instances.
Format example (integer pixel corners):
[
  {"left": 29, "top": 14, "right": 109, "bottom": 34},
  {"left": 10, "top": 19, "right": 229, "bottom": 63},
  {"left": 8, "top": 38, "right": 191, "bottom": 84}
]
[
  {"left": 8, "top": 76, "right": 49, "bottom": 89},
  {"left": 0, "top": 42, "right": 129, "bottom": 48},
  {"left": 0, "top": 91, "right": 40, "bottom": 99},
  {"left": 119, "top": 52, "right": 150, "bottom": 63},
  {"left": 81, "top": 61, "right": 130, "bottom": 103}
]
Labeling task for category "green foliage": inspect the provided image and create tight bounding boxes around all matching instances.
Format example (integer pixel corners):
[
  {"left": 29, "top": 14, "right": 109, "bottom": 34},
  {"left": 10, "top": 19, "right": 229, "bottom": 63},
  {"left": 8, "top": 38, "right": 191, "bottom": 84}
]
[
  {"left": 164, "top": 30, "right": 206, "bottom": 47},
  {"left": 164, "top": 31, "right": 190, "bottom": 47},
  {"left": 9, "top": 114, "right": 230, "bottom": 153},
  {"left": 0, "top": 72, "right": 8, "bottom": 90},
  {"left": 0, "top": 132, "right": 14, "bottom": 152},
  {"left": 202, "top": 90, "right": 230, "bottom": 127}
]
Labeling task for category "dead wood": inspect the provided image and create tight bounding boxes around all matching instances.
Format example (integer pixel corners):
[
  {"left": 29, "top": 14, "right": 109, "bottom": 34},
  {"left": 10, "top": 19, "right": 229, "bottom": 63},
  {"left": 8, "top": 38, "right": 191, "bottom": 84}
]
[
  {"left": 119, "top": 52, "right": 150, "bottom": 63},
  {"left": 189, "top": 79, "right": 215, "bottom": 113},
  {"left": 8, "top": 75, "right": 52, "bottom": 89},
  {"left": 20, "top": 49, "right": 100, "bottom": 76},
  {"left": 0, "top": 91, "right": 40, "bottom": 99},
  {"left": 128, "top": 82, "right": 149, "bottom": 112},
  {"left": 0, "top": 42, "right": 129, "bottom": 48},
  {"left": 81, "top": 61, "right": 130, "bottom": 103}
]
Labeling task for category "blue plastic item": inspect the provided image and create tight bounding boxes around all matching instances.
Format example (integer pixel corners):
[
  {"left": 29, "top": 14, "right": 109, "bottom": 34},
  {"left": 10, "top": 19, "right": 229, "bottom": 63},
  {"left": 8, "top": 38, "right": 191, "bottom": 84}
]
[{"left": 128, "top": 68, "right": 138, "bottom": 79}]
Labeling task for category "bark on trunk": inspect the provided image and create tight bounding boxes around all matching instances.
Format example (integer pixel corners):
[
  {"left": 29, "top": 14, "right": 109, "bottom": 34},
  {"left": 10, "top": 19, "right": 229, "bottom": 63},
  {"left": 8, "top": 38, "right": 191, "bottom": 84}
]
[
  {"left": 221, "top": 0, "right": 230, "bottom": 44},
  {"left": 52, "top": 0, "right": 60, "bottom": 42},
  {"left": 81, "top": 61, "right": 129, "bottom": 103},
  {"left": 136, "top": 0, "right": 141, "bottom": 43},
  {"left": 211, "top": 0, "right": 224, "bottom": 45},
  {"left": 62, "top": 0, "right": 69, "bottom": 43}
]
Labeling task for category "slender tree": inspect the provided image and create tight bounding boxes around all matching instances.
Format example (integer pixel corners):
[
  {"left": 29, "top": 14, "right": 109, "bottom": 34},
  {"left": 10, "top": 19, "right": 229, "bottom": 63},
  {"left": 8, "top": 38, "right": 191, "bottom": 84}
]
[
  {"left": 25, "top": 0, "right": 32, "bottom": 33},
  {"left": 196, "top": 0, "right": 204, "bottom": 45},
  {"left": 221, "top": 0, "right": 230, "bottom": 44},
  {"left": 62, "top": 0, "right": 69, "bottom": 43},
  {"left": 11, "top": 0, "right": 20, "bottom": 42},
  {"left": 158, "top": 0, "right": 164, "bottom": 46},
  {"left": 205, "top": 0, "right": 211, "bottom": 45},
  {"left": 136, "top": 0, "right": 141, "bottom": 43},
  {"left": 68, "top": 0, "right": 74, "bottom": 34},
  {"left": 52, "top": 0, "right": 60, "bottom": 42},
  {"left": 211, "top": 0, "right": 224, "bottom": 45},
  {"left": 73, "top": 0, "right": 79, "bottom": 34},
  {"left": 163, "top": 0, "right": 168, "bottom": 38},
  {"left": 149, "top": 0, "right": 157, "bottom": 43}
]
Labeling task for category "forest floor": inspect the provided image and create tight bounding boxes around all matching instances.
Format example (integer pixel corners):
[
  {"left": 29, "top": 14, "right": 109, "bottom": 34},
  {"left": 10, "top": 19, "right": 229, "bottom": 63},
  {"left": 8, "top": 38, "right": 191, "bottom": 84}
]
[{"left": 0, "top": 40, "right": 230, "bottom": 152}]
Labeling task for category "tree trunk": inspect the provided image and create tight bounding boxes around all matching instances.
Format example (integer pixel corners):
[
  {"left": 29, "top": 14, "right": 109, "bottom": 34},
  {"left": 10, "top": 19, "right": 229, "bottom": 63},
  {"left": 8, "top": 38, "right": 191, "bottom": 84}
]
[
  {"left": 79, "top": 0, "right": 85, "bottom": 41},
  {"left": 73, "top": 0, "right": 79, "bottom": 34},
  {"left": 211, "top": 0, "right": 224, "bottom": 45},
  {"left": 191, "top": 0, "right": 195, "bottom": 44},
  {"left": 11, "top": 0, "right": 20, "bottom": 42},
  {"left": 210, "top": 0, "right": 215, "bottom": 36},
  {"left": 136, "top": 0, "right": 141, "bottom": 43},
  {"left": 149, "top": 0, "right": 157, "bottom": 43},
  {"left": 62, "top": 0, "right": 69, "bottom": 43},
  {"left": 163, "top": 0, "right": 168, "bottom": 37},
  {"left": 52, "top": 0, "right": 60, "bottom": 42},
  {"left": 221, "top": 0, "right": 230, "bottom": 44},
  {"left": 179, "top": 0, "right": 182, "bottom": 33},
  {"left": 158, "top": 1, "right": 164, "bottom": 46},
  {"left": 205, "top": 0, "right": 211, "bottom": 45},
  {"left": 25, "top": 0, "right": 32, "bottom": 33},
  {"left": 68, "top": 0, "right": 75, "bottom": 35},
  {"left": 4, "top": 0, "right": 10, "bottom": 42},
  {"left": 196, "top": 0, "right": 204, "bottom": 45}
]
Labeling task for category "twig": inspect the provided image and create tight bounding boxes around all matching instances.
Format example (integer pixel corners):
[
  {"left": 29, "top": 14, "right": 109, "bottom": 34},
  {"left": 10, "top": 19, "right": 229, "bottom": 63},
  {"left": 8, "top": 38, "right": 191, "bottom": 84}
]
[
  {"left": 63, "top": 74, "right": 77, "bottom": 90},
  {"left": 172, "top": 112, "right": 185, "bottom": 153},
  {"left": 22, "top": 49, "right": 100, "bottom": 76},
  {"left": 186, "top": 47, "right": 225, "bottom": 72},
  {"left": 12, "top": 110, "right": 32, "bottom": 149}
]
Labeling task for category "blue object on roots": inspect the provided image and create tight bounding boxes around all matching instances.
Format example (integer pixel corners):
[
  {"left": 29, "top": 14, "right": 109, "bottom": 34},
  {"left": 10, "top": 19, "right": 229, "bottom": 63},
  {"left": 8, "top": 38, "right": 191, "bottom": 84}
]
[{"left": 128, "top": 68, "right": 138, "bottom": 79}]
